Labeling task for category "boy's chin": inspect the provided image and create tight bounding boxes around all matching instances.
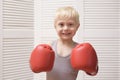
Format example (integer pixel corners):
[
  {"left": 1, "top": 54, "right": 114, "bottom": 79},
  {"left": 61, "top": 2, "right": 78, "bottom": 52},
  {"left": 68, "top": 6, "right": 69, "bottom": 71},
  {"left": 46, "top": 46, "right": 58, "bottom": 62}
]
[{"left": 60, "top": 37, "right": 72, "bottom": 40}]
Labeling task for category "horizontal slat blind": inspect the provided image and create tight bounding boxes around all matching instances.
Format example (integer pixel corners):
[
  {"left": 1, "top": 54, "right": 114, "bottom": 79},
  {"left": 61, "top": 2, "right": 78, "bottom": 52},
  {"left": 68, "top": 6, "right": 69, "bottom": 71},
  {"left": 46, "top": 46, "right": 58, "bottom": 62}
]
[
  {"left": 2, "top": 0, "right": 34, "bottom": 80},
  {"left": 3, "top": 0, "right": 33, "bottom": 29},
  {"left": 0, "top": 0, "right": 3, "bottom": 79},
  {"left": 3, "top": 38, "right": 33, "bottom": 80},
  {"left": 83, "top": 0, "right": 120, "bottom": 80}
]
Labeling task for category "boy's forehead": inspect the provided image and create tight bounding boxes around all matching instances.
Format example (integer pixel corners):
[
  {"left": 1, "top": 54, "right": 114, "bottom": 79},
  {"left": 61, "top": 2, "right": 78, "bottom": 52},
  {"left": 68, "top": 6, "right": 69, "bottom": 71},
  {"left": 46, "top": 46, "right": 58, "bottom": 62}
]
[
  {"left": 56, "top": 15, "right": 75, "bottom": 19},
  {"left": 56, "top": 17, "right": 76, "bottom": 22}
]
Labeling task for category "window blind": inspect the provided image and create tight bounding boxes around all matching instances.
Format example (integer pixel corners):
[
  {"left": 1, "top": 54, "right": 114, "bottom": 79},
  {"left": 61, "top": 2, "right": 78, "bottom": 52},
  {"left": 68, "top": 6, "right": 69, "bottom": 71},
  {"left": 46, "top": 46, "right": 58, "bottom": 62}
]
[
  {"left": 0, "top": 0, "right": 34, "bottom": 80},
  {"left": 83, "top": 0, "right": 120, "bottom": 80},
  {"left": 0, "top": 0, "right": 3, "bottom": 79}
]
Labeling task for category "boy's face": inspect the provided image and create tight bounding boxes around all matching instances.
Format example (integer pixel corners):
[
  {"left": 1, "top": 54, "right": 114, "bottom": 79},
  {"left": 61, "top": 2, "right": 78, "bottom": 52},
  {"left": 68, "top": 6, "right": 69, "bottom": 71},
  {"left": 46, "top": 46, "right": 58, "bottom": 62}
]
[{"left": 55, "top": 18, "right": 79, "bottom": 40}]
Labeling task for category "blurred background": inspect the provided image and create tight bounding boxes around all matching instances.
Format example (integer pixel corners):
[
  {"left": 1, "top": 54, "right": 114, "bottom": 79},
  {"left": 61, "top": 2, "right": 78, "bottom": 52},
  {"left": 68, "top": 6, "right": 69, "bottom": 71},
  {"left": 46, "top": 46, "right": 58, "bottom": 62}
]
[{"left": 0, "top": 0, "right": 120, "bottom": 80}]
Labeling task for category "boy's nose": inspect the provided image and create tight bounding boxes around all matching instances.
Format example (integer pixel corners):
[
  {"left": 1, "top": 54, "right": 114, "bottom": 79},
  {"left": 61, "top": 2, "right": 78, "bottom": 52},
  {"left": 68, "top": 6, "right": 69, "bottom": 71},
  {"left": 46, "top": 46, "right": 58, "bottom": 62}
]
[{"left": 63, "top": 26, "right": 68, "bottom": 30}]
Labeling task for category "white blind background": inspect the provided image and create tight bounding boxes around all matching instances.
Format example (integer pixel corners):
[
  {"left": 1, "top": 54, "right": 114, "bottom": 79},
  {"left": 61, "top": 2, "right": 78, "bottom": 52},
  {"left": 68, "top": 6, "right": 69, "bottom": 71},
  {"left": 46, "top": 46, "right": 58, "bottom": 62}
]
[
  {"left": 0, "top": 0, "right": 34, "bottom": 80},
  {"left": 34, "top": 0, "right": 120, "bottom": 80},
  {"left": 0, "top": 0, "right": 3, "bottom": 79},
  {"left": 83, "top": 0, "right": 120, "bottom": 80}
]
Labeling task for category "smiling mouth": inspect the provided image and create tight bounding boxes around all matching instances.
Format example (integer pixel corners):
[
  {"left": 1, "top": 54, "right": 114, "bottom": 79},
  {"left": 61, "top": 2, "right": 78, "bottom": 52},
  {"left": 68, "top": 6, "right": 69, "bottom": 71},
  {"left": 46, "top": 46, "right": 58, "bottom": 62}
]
[{"left": 62, "top": 33, "right": 71, "bottom": 35}]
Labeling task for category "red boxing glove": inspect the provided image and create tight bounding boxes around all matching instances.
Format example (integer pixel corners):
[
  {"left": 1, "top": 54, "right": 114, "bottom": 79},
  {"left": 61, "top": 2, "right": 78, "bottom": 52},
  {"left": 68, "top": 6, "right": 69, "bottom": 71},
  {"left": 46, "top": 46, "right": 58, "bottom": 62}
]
[
  {"left": 30, "top": 44, "right": 55, "bottom": 73},
  {"left": 70, "top": 43, "right": 98, "bottom": 76}
]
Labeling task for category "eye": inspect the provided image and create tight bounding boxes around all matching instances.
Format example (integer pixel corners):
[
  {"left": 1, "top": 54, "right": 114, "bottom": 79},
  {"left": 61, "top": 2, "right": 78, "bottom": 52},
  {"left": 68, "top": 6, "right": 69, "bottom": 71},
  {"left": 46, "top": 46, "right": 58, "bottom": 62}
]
[
  {"left": 68, "top": 23, "right": 74, "bottom": 27},
  {"left": 59, "top": 23, "right": 64, "bottom": 27}
]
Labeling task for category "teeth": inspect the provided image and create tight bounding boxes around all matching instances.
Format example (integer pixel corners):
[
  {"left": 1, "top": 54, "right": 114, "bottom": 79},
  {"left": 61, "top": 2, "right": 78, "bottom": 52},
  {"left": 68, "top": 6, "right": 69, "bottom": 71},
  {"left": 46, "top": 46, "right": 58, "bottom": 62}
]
[{"left": 63, "top": 33, "right": 70, "bottom": 35}]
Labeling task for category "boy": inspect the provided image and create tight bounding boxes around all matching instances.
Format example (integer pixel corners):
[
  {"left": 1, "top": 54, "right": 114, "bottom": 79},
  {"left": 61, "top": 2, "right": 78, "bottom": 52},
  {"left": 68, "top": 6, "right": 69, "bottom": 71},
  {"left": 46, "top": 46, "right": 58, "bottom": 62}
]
[
  {"left": 47, "top": 6, "right": 80, "bottom": 80},
  {"left": 30, "top": 6, "right": 98, "bottom": 80}
]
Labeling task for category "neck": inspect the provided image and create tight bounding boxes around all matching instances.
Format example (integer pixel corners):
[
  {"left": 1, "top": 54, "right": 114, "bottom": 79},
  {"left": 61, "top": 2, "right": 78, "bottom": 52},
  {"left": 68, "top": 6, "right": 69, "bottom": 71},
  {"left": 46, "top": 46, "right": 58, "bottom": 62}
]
[{"left": 58, "top": 38, "right": 74, "bottom": 46}]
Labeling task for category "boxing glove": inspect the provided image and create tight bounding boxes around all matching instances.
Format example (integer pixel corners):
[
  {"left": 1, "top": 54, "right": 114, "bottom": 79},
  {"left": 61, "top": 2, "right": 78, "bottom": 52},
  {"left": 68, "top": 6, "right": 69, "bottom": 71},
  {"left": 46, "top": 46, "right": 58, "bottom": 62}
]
[
  {"left": 70, "top": 43, "right": 98, "bottom": 76},
  {"left": 30, "top": 44, "right": 55, "bottom": 73}
]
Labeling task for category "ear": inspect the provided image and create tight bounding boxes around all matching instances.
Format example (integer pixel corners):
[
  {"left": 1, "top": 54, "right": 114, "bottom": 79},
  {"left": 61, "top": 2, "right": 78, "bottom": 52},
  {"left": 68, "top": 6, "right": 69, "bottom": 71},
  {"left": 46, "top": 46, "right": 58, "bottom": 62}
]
[
  {"left": 54, "top": 22, "right": 57, "bottom": 29},
  {"left": 54, "top": 25, "right": 56, "bottom": 29},
  {"left": 76, "top": 23, "right": 80, "bottom": 30}
]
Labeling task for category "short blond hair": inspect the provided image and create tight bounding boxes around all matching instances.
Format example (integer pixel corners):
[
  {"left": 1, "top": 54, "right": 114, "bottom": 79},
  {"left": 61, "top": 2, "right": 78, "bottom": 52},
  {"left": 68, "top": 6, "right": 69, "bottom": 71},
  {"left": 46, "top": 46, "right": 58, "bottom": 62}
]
[{"left": 54, "top": 6, "right": 80, "bottom": 24}]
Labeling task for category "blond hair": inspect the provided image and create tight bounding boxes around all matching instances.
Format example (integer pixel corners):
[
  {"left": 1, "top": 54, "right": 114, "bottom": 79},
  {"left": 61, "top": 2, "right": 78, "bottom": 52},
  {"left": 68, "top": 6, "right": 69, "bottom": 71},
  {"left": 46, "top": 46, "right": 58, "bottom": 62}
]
[{"left": 54, "top": 6, "right": 80, "bottom": 24}]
